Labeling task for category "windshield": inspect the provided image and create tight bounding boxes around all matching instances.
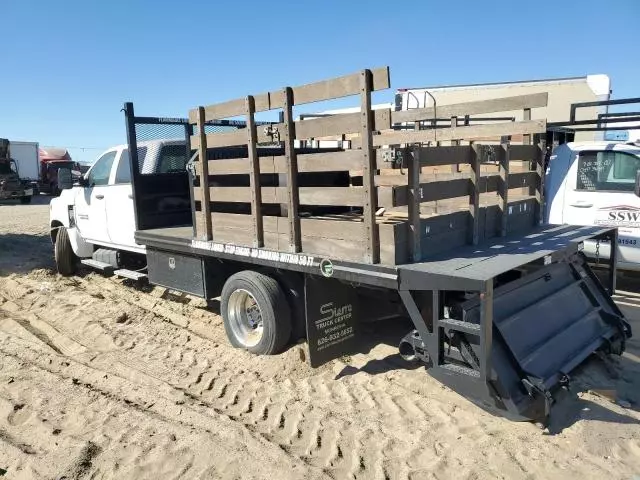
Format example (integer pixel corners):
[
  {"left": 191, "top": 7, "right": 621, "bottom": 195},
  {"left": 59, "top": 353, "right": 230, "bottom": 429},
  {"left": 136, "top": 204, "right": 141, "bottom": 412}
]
[{"left": 50, "top": 161, "right": 77, "bottom": 170}]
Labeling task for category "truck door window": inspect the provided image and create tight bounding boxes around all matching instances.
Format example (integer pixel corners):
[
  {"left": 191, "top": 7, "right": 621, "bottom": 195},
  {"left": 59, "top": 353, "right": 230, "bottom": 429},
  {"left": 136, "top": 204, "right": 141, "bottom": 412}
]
[
  {"left": 87, "top": 151, "right": 117, "bottom": 187},
  {"left": 114, "top": 150, "right": 131, "bottom": 184},
  {"left": 576, "top": 151, "right": 640, "bottom": 192}
]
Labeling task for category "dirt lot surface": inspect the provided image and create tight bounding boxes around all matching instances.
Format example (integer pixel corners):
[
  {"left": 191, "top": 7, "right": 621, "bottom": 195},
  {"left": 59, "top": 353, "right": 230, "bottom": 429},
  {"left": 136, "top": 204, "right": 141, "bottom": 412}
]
[{"left": 0, "top": 196, "right": 639, "bottom": 480}]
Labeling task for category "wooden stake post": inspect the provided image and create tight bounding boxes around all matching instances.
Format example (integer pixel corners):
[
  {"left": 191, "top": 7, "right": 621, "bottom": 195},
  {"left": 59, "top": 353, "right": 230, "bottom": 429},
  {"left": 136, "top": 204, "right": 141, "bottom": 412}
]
[
  {"left": 360, "top": 69, "right": 380, "bottom": 264},
  {"left": 282, "top": 87, "right": 302, "bottom": 252},
  {"left": 245, "top": 95, "right": 264, "bottom": 247},
  {"left": 196, "top": 107, "right": 212, "bottom": 240}
]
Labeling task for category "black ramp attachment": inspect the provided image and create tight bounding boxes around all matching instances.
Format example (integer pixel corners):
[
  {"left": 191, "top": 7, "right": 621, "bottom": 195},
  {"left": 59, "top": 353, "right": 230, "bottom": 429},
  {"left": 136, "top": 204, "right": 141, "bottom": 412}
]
[{"left": 459, "top": 255, "right": 631, "bottom": 422}]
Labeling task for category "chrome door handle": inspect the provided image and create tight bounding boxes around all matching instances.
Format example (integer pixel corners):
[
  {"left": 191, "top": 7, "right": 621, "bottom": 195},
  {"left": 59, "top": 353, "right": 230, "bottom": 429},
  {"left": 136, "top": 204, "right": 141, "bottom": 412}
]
[
  {"left": 95, "top": 194, "right": 104, "bottom": 200},
  {"left": 569, "top": 202, "right": 593, "bottom": 208}
]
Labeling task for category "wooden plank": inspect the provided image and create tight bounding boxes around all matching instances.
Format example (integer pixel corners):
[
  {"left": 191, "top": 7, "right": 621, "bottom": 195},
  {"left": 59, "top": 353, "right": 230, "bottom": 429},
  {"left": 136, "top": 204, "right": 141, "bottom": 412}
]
[
  {"left": 499, "top": 143, "right": 509, "bottom": 237},
  {"left": 210, "top": 213, "right": 365, "bottom": 241},
  {"left": 192, "top": 109, "right": 389, "bottom": 149},
  {"left": 469, "top": 145, "right": 480, "bottom": 245},
  {"left": 508, "top": 144, "right": 540, "bottom": 160},
  {"left": 373, "top": 120, "right": 547, "bottom": 147},
  {"left": 391, "top": 93, "right": 549, "bottom": 124},
  {"left": 282, "top": 87, "right": 302, "bottom": 252},
  {"left": 189, "top": 66, "right": 391, "bottom": 123},
  {"left": 422, "top": 227, "right": 469, "bottom": 258},
  {"left": 205, "top": 150, "right": 363, "bottom": 176},
  {"left": 254, "top": 109, "right": 391, "bottom": 143},
  {"left": 299, "top": 186, "right": 364, "bottom": 206},
  {"left": 290, "top": 150, "right": 364, "bottom": 173},
  {"left": 295, "top": 108, "right": 391, "bottom": 139},
  {"left": 189, "top": 97, "right": 250, "bottom": 124},
  {"left": 195, "top": 186, "right": 365, "bottom": 206},
  {"left": 360, "top": 69, "right": 380, "bottom": 264},
  {"left": 191, "top": 129, "right": 246, "bottom": 149},
  {"left": 203, "top": 213, "right": 405, "bottom": 265},
  {"left": 245, "top": 95, "right": 263, "bottom": 247},
  {"left": 208, "top": 157, "right": 274, "bottom": 175},
  {"left": 508, "top": 171, "right": 537, "bottom": 189},
  {"left": 196, "top": 107, "right": 212, "bottom": 240},
  {"left": 407, "top": 147, "right": 421, "bottom": 262},
  {"left": 416, "top": 145, "right": 473, "bottom": 166},
  {"left": 293, "top": 66, "right": 390, "bottom": 105}
]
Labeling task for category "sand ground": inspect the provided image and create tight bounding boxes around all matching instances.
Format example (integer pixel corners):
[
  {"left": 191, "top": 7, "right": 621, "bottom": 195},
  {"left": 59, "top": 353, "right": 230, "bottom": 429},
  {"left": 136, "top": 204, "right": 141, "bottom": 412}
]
[{"left": 0, "top": 196, "right": 638, "bottom": 480}]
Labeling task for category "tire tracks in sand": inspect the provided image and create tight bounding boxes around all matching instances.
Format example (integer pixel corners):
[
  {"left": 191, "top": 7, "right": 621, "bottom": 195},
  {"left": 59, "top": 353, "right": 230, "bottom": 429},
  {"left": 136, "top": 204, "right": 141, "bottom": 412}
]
[{"left": 1, "top": 271, "right": 639, "bottom": 480}]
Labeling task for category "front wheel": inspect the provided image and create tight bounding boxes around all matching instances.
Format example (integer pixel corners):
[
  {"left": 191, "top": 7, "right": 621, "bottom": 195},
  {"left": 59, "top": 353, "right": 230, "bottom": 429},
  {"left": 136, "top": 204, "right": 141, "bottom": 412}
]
[
  {"left": 221, "top": 271, "right": 292, "bottom": 355},
  {"left": 54, "top": 227, "right": 77, "bottom": 276}
]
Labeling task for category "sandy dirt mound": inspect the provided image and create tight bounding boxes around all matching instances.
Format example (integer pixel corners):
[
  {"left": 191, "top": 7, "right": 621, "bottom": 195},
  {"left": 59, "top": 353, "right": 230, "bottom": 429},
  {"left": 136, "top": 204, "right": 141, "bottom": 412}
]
[{"left": 0, "top": 197, "right": 639, "bottom": 479}]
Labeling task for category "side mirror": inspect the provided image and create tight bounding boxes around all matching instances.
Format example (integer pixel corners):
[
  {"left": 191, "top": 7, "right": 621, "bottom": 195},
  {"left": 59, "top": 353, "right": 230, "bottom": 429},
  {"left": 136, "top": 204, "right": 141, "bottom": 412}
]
[
  {"left": 635, "top": 170, "right": 640, "bottom": 197},
  {"left": 57, "top": 168, "right": 74, "bottom": 190}
]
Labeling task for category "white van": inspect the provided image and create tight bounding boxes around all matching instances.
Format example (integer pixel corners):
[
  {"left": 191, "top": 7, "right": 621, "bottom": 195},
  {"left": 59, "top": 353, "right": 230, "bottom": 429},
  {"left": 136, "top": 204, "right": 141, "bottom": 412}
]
[{"left": 545, "top": 141, "right": 640, "bottom": 271}]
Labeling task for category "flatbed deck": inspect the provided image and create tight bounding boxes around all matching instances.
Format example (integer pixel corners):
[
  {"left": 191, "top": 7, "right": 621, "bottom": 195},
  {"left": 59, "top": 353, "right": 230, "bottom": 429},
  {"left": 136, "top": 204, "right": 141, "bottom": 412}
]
[
  {"left": 398, "top": 224, "right": 615, "bottom": 290},
  {"left": 136, "top": 223, "right": 615, "bottom": 292}
]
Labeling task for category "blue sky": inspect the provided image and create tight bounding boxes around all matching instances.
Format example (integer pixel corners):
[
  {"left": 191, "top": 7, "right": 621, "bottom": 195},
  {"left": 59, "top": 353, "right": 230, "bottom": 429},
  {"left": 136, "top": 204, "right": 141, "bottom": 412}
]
[{"left": 1, "top": 0, "right": 638, "bottom": 164}]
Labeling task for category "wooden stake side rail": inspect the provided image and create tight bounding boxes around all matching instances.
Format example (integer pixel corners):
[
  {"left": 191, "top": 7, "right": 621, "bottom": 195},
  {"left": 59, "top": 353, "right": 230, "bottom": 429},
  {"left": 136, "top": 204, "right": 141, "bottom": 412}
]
[
  {"left": 372, "top": 119, "right": 547, "bottom": 147},
  {"left": 188, "top": 66, "right": 391, "bottom": 123},
  {"left": 188, "top": 65, "right": 549, "bottom": 265},
  {"left": 195, "top": 145, "right": 539, "bottom": 176},
  {"left": 390, "top": 92, "right": 549, "bottom": 124},
  {"left": 190, "top": 109, "right": 391, "bottom": 149}
]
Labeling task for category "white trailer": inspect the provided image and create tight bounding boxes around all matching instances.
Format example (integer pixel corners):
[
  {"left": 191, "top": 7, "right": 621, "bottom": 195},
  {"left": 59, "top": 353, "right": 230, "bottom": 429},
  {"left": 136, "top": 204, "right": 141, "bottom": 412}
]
[{"left": 10, "top": 141, "right": 40, "bottom": 182}]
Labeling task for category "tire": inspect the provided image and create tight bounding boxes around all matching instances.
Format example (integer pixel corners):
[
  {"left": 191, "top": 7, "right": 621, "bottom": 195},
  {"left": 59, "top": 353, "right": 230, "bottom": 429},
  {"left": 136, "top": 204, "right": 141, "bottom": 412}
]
[
  {"left": 54, "top": 227, "right": 77, "bottom": 276},
  {"left": 221, "top": 271, "right": 291, "bottom": 355},
  {"left": 20, "top": 196, "right": 32, "bottom": 204}
]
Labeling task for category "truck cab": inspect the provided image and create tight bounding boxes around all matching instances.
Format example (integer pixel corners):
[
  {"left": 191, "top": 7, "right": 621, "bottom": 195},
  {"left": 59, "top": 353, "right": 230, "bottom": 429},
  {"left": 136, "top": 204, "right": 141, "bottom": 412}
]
[
  {"left": 545, "top": 141, "right": 640, "bottom": 270},
  {"left": 49, "top": 139, "right": 188, "bottom": 261}
]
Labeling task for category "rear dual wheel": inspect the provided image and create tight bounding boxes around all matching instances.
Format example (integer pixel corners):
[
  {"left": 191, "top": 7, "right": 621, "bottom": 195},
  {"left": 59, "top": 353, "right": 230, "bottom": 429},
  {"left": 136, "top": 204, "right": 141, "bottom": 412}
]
[{"left": 221, "top": 271, "right": 292, "bottom": 355}]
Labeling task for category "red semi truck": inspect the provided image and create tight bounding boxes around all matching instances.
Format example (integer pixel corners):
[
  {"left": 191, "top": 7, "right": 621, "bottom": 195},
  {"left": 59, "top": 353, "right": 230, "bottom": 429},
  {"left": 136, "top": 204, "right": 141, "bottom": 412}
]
[{"left": 38, "top": 147, "right": 81, "bottom": 195}]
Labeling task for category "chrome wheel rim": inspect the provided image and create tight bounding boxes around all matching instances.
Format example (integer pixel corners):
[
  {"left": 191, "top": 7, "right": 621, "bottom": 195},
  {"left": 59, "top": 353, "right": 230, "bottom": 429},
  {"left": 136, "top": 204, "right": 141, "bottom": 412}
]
[{"left": 227, "top": 289, "right": 263, "bottom": 348}]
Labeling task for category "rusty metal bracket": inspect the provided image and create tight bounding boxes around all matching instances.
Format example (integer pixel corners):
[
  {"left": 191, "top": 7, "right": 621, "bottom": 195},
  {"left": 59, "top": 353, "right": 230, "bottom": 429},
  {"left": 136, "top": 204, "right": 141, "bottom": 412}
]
[{"left": 263, "top": 125, "right": 280, "bottom": 142}]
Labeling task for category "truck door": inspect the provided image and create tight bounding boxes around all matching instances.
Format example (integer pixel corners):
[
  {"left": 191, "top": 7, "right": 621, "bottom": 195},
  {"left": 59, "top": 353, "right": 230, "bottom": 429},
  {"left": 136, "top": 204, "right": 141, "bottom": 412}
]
[
  {"left": 562, "top": 148, "right": 640, "bottom": 268},
  {"left": 105, "top": 149, "right": 142, "bottom": 251},
  {"left": 74, "top": 150, "right": 117, "bottom": 245}
]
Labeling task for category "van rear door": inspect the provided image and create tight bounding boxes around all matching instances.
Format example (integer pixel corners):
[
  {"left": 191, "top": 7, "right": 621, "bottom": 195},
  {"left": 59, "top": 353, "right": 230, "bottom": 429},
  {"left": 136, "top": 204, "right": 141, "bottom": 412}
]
[{"left": 562, "top": 147, "right": 640, "bottom": 269}]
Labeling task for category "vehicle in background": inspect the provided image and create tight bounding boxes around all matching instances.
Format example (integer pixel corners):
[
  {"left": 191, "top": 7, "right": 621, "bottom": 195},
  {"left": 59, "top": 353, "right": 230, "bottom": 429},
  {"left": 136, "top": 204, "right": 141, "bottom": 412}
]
[
  {"left": 9, "top": 141, "right": 40, "bottom": 190},
  {"left": 39, "top": 147, "right": 82, "bottom": 195},
  {"left": 0, "top": 139, "right": 33, "bottom": 203},
  {"left": 545, "top": 141, "right": 640, "bottom": 271}
]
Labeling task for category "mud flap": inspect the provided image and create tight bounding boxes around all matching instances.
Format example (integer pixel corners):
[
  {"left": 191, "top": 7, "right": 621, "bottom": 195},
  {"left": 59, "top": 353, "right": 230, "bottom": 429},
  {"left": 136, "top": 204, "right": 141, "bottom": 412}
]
[{"left": 305, "top": 274, "right": 360, "bottom": 368}]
